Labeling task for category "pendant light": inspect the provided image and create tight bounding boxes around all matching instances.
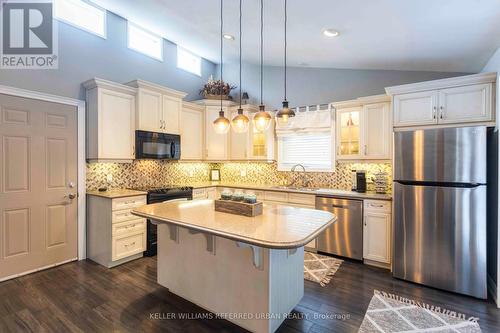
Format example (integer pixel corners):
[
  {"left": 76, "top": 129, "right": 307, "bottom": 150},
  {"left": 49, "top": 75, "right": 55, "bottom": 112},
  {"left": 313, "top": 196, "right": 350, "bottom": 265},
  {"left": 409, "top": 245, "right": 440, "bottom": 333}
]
[
  {"left": 213, "top": 0, "right": 231, "bottom": 134},
  {"left": 253, "top": 0, "right": 272, "bottom": 132},
  {"left": 231, "top": 0, "right": 250, "bottom": 134},
  {"left": 276, "top": 0, "right": 295, "bottom": 126}
]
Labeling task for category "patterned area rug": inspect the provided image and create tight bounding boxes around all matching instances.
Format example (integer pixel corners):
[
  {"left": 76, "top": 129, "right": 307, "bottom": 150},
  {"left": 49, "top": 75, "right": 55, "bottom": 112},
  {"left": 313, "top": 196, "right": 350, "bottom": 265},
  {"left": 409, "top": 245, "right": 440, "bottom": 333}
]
[
  {"left": 359, "top": 290, "right": 482, "bottom": 332},
  {"left": 303, "top": 252, "right": 343, "bottom": 286}
]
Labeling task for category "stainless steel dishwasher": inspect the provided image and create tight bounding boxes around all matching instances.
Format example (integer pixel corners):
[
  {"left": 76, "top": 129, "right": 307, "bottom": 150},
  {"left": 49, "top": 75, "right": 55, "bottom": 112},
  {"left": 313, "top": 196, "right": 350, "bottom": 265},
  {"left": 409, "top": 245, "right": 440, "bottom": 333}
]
[{"left": 315, "top": 196, "right": 363, "bottom": 260}]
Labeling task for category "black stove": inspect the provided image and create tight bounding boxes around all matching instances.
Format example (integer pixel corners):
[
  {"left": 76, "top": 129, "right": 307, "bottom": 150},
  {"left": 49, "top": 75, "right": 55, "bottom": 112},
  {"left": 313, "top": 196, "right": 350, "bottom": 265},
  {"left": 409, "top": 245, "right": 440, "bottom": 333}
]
[{"left": 131, "top": 186, "right": 193, "bottom": 256}]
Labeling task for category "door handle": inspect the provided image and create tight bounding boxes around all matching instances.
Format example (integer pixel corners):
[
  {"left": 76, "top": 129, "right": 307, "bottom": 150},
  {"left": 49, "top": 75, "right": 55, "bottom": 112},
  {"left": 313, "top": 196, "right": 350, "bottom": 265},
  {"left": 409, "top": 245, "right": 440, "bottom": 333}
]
[
  {"left": 329, "top": 204, "right": 349, "bottom": 209},
  {"left": 66, "top": 193, "right": 77, "bottom": 200}
]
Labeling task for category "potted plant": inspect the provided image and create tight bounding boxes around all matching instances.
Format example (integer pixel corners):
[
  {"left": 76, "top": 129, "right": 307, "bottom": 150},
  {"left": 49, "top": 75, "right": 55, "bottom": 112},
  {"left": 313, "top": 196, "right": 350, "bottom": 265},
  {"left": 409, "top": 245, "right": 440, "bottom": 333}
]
[{"left": 200, "top": 75, "right": 236, "bottom": 100}]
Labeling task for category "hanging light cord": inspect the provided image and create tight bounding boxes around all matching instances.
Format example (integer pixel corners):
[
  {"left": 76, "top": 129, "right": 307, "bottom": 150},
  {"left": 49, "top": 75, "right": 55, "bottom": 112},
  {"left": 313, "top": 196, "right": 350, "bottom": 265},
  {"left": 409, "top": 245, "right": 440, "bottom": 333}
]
[
  {"left": 284, "top": 0, "right": 287, "bottom": 102},
  {"left": 220, "top": 0, "right": 223, "bottom": 112},
  {"left": 260, "top": 0, "right": 263, "bottom": 106},
  {"left": 239, "top": 0, "right": 242, "bottom": 109}
]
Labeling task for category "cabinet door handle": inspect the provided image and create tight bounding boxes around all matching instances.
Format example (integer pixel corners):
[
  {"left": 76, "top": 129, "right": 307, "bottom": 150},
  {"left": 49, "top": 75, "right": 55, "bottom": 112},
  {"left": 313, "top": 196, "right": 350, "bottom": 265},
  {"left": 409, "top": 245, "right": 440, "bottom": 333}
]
[
  {"left": 432, "top": 106, "right": 437, "bottom": 119},
  {"left": 370, "top": 204, "right": 384, "bottom": 208},
  {"left": 364, "top": 145, "right": 367, "bottom": 155},
  {"left": 439, "top": 106, "right": 444, "bottom": 119}
]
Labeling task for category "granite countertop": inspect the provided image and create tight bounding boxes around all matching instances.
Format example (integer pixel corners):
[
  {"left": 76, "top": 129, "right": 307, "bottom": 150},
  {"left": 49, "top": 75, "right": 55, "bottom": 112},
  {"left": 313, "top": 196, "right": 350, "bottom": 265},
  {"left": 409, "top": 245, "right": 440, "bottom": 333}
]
[
  {"left": 170, "top": 182, "right": 392, "bottom": 201},
  {"left": 132, "top": 200, "right": 336, "bottom": 249},
  {"left": 86, "top": 189, "right": 148, "bottom": 199}
]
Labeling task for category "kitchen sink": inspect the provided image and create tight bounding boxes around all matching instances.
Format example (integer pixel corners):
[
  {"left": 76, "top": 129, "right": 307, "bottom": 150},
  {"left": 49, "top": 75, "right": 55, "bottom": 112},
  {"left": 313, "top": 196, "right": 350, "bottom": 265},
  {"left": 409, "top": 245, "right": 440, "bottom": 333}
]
[{"left": 270, "top": 186, "right": 319, "bottom": 192}]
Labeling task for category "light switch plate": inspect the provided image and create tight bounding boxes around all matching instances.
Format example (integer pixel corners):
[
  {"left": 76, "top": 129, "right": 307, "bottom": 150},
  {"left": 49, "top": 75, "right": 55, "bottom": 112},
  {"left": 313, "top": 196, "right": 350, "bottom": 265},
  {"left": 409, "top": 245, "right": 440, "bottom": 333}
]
[
  {"left": 240, "top": 169, "right": 247, "bottom": 177},
  {"left": 106, "top": 174, "right": 113, "bottom": 183}
]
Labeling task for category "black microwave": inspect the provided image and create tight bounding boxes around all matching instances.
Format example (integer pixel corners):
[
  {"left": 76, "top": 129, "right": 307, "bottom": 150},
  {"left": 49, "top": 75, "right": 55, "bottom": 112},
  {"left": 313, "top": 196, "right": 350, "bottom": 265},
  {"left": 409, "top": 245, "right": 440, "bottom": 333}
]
[{"left": 135, "top": 130, "right": 181, "bottom": 160}]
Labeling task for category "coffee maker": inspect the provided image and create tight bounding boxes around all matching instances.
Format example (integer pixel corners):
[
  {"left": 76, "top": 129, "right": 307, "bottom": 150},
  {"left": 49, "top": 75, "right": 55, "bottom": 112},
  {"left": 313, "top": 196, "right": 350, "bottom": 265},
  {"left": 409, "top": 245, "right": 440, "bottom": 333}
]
[{"left": 356, "top": 170, "right": 367, "bottom": 193}]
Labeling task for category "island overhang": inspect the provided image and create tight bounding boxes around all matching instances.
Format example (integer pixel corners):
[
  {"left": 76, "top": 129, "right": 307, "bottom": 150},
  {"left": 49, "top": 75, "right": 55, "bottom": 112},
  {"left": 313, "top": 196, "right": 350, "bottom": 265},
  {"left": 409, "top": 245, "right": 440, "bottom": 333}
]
[{"left": 131, "top": 199, "right": 336, "bottom": 249}]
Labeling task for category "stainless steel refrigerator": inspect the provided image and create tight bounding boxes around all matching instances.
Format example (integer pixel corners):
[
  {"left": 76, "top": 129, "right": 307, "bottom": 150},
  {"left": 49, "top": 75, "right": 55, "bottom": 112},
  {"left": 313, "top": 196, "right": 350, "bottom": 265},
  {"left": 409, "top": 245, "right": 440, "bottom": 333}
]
[{"left": 393, "top": 126, "right": 487, "bottom": 299}]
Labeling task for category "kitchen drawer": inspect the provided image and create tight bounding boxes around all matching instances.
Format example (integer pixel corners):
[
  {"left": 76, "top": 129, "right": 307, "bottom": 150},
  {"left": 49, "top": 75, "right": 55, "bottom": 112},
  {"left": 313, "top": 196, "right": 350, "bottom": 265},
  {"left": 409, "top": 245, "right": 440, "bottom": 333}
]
[
  {"left": 264, "top": 191, "right": 288, "bottom": 203},
  {"left": 288, "top": 193, "right": 315, "bottom": 206},
  {"left": 112, "top": 209, "right": 138, "bottom": 224},
  {"left": 364, "top": 200, "right": 391, "bottom": 213},
  {"left": 112, "top": 231, "right": 146, "bottom": 261},
  {"left": 112, "top": 219, "right": 146, "bottom": 237},
  {"left": 112, "top": 196, "right": 146, "bottom": 211},
  {"left": 193, "top": 188, "right": 207, "bottom": 200}
]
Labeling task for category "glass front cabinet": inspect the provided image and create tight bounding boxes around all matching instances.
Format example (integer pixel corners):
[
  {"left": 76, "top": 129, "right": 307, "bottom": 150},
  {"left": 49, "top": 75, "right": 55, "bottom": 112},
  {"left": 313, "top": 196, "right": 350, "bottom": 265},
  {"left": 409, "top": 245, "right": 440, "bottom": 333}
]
[{"left": 336, "top": 107, "right": 362, "bottom": 159}]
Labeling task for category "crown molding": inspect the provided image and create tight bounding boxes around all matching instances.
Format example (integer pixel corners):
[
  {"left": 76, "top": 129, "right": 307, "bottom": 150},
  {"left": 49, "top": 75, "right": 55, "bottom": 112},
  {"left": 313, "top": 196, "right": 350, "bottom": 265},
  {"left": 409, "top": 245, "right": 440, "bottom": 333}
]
[{"left": 125, "top": 79, "right": 188, "bottom": 99}]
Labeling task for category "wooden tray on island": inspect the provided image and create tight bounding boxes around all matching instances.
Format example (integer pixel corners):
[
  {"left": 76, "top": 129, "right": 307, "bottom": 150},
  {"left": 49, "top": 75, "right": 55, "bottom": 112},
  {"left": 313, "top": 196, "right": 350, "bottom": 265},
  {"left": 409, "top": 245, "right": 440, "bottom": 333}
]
[{"left": 214, "top": 199, "right": 263, "bottom": 217}]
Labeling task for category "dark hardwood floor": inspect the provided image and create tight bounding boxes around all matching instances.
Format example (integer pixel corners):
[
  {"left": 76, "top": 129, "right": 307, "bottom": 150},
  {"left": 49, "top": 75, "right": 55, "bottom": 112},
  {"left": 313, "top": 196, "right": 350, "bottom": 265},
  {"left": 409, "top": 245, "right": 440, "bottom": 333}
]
[{"left": 0, "top": 256, "right": 499, "bottom": 333}]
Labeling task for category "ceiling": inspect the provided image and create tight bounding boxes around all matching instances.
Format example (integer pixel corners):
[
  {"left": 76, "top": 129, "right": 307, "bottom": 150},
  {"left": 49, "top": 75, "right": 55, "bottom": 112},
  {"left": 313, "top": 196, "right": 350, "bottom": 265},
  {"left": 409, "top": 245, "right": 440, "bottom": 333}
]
[{"left": 93, "top": 0, "right": 500, "bottom": 72}]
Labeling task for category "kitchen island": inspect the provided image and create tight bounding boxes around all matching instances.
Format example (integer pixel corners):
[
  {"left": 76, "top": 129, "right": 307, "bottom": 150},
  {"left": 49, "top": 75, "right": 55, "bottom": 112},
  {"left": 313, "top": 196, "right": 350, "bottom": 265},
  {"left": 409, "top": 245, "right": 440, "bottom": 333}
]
[{"left": 132, "top": 199, "right": 335, "bottom": 333}]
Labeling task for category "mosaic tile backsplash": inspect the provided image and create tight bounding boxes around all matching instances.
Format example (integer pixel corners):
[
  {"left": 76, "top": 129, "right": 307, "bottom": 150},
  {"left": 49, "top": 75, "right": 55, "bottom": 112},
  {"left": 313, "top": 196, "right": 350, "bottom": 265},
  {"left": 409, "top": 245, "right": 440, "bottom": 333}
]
[{"left": 86, "top": 161, "right": 392, "bottom": 193}]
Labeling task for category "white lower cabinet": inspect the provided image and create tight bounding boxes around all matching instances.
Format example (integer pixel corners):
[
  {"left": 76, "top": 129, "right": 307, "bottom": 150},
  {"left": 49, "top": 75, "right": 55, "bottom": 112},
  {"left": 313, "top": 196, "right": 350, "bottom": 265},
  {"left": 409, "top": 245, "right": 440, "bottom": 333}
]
[
  {"left": 87, "top": 194, "right": 147, "bottom": 268},
  {"left": 363, "top": 200, "right": 391, "bottom": 266}
]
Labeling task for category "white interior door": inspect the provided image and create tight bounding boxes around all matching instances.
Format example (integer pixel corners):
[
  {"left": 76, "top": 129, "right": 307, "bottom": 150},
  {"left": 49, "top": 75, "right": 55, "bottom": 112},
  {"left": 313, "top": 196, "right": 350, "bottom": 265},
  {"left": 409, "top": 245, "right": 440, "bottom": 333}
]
[{"left": 0, "top": 94, "right": 78, "bottom": 280}]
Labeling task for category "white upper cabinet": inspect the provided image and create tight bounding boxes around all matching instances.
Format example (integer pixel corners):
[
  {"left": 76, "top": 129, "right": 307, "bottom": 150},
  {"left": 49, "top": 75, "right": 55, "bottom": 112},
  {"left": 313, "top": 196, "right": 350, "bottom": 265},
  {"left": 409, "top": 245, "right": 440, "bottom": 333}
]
[
  {"left": 387, "top": 72, "right": 496, "bottom": 128},
  {"left": 336, "top": 106, "right": 363, "bottom": 160},
  {"left": 248, "top": 110, "right": 275, "bottom": 161},
  {"left": 228, "top": 104, "right": 275, "bottom": 161},
  {"left": 393, "top": 90, "right": 438, "bottom": 127},
  {"left": 163, "top": 94, "right": 183, "bottom": 134},
  {"left": 83, "top": 78, "right": 137, "bottom": 162},
  {"left": 438, "top": 84, "right": 492, "bottom": 124},
  {"left": 181, "top": 102, "right": 204, "bottom": 160},
  {"left": 333, "top": 95, "right": 392, "bottom": 161},
  {"left": 363, "top": 103, "right": 391, "bottom": 159},
  {"left": 229, "top": 107, "right": 250, "bottom": 160},
  {"left": 126, "top": 80, "right": 187, "bottom": 134},
  {"left": 202, "top": 102, "right": 233, "bottom": 161},
  {"left": 136, "top": 88, "right": 162, "bottom": 132}
]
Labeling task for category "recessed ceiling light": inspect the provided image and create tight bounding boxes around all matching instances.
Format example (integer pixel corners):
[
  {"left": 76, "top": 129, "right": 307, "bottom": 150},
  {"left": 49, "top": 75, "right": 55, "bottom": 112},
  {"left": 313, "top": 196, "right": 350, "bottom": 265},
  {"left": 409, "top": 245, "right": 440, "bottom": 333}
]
[
  {"left": 223, "top": 34, "right": 235, "bottom": 40},
  {"left": 323, "top": 29, "right": 339, "bottom": 37}
]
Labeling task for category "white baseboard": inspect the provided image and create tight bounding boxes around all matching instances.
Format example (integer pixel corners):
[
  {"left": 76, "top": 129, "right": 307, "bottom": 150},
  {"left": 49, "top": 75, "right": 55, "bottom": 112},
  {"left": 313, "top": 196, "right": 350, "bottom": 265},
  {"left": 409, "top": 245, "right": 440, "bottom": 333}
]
[
  {"left": 487, "top": 274, "right": 499, "bottom": 307},
  {"left": 0, "top": 258, "right": 78, "bottom": 283}
]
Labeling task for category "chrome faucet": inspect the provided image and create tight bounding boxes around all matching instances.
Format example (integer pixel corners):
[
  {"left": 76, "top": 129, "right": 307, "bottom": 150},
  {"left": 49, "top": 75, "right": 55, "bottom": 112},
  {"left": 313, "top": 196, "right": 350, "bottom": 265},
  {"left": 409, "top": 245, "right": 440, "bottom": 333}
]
[{"left": 289, "top": 164, "right": 310, "bottom": 188}]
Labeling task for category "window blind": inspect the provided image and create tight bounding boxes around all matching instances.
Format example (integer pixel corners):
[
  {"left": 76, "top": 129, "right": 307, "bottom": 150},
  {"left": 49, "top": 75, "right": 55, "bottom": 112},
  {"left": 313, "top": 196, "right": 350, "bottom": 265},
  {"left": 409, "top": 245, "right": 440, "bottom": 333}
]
[{"left": 278, "top": 133, "right": 333, "bottom": 172}]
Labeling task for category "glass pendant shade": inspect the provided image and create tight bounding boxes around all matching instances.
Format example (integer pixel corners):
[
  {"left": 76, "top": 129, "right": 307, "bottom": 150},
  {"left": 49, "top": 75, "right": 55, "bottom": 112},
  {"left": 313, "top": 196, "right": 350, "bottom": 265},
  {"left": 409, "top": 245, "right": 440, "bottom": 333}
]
[
  {"left": 253, "top": 105, "right": 272, "bottom": 132},
  {"left": 276, "top": 100, "right": 295, "bottom": 126},
  {"left": 213, "top": 110, "right": 230, "bottom": 134},
  {"left": 231, "top": 108, "right": 249, "bottom": 133}
]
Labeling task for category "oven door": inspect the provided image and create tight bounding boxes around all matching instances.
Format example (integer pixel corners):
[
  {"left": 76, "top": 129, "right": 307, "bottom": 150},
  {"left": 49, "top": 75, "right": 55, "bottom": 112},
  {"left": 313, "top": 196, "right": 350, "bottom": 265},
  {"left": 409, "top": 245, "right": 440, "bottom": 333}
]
[
  {"left": 135, "top": 130, "right": 181, "bottom": 160},
  {"left": 145, "top": 197, "right": 189, "bottom": 257}
]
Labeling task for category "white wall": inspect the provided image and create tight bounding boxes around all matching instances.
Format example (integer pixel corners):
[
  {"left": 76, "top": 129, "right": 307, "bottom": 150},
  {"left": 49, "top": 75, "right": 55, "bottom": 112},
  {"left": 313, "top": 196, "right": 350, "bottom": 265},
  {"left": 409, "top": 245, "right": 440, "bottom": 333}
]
[{"left": 482, "top": 47, "right": 500, "bottom": 306}]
